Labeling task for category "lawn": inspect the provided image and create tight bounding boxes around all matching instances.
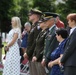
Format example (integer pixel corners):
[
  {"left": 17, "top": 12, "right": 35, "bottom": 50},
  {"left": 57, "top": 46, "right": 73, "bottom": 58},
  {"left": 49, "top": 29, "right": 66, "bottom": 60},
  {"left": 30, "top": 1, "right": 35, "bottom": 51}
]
[
  {"left": 2, "top": 42, "right": 7, "bottom": 54},
  {"left": 0, "top": 42, "right": 7, "bottom": 75},
  {"left": 0, "top": 72, "right": 2, "bottom": 75}
]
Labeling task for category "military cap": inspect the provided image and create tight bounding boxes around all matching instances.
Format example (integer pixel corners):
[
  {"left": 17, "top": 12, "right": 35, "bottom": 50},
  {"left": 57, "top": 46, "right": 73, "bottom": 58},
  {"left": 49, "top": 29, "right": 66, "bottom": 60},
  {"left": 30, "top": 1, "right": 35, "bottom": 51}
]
[
  {"left": 28, "top": 9, "right": 42, "bottom": 16},
  {"left": 38, "top": 12, "right": 59, "bottom": 23}
]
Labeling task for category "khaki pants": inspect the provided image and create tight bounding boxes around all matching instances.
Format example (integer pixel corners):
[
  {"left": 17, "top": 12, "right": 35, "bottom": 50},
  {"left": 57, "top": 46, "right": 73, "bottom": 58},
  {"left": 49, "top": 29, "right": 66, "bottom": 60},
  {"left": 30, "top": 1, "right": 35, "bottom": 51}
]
[{"left": 29, "top": 61, "right": 46, "bottom": 75}]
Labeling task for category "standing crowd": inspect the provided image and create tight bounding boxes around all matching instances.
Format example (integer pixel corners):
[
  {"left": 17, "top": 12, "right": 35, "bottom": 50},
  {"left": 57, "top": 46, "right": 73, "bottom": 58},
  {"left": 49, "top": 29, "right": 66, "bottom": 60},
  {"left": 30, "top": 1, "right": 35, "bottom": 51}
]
[{"left": 2, "top": 8, "right": 76, "bottom": 75}]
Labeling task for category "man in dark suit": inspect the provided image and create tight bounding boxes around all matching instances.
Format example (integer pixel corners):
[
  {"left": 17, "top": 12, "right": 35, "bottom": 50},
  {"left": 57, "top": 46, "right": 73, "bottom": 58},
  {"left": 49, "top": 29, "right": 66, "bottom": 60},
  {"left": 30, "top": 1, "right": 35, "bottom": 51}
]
[
  {"left": 41, "top": 12, "right": 59, "bottom": 74},
  {"left": 60, "top": 13, "right": 76, "bottom": 75}
]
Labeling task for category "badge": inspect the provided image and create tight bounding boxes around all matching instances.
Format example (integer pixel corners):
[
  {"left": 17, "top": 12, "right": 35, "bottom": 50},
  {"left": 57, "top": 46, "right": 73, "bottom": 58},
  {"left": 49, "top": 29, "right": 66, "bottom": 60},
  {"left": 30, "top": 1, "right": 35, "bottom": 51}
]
[{"left": 47, "top": 34, "right": 52, "bottom": 40}]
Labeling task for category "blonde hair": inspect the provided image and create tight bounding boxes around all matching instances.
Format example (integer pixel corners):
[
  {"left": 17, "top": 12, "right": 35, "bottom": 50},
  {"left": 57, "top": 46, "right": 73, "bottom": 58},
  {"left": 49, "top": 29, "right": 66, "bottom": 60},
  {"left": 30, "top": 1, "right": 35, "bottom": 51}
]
[{"left": 12, "top": 17, "right": 22, "bottom": 29}]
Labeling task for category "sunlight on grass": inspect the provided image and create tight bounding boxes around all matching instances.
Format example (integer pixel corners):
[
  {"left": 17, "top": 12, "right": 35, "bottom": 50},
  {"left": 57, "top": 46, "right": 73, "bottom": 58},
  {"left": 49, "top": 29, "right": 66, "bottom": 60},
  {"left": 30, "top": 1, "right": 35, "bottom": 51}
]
[
  {"left": 0, "top": 42, "right": 6, "bottom": 75},
  {"left": 0, "top": 72, "right": 2, "bottom": 75},
  {"left": 2, "top": 42, "right": 7, "bottom": 54}
]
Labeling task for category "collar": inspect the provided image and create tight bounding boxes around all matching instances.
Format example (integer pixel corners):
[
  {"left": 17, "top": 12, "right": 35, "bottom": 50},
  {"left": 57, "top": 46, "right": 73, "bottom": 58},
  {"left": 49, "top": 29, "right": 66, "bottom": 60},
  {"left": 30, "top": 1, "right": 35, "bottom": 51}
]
[
  {"left": 49, "top": 24, "right": 56, "bottom": 31},
  {"left": 59, "top": 38, "right": 67, "bottom": 45},
  {"left": 32, "top": 21, "right": 38, "bottom": 28},
  {"left": 70, "top": 26, "right": 76, "bottom": 35},
  {"left": 37, "top": 25, "right": 41, "bottom": 29}
]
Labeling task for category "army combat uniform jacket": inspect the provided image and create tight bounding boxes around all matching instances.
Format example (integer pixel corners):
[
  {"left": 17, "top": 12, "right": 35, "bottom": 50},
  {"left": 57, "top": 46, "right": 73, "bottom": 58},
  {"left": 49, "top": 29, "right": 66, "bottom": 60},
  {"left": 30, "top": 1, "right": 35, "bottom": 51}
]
[
  {"left": 26, "top": 22, "right": 42, "bottom": 60},
  {"left": 33, "top": 28, "right": 49, "bottom": 62}
]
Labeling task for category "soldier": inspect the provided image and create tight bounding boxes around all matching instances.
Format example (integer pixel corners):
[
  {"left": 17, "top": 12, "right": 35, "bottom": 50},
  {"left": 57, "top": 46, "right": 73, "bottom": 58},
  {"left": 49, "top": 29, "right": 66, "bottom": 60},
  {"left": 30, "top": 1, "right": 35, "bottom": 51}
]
[
  {"left": 24, "top": 9, "right": 42, "bottom": 75},
  {"left": 41, "top": 12, "right": 59, "bottom": 75},
  {"left": 31, "top": 19, "right": 49, "bottom": 75},
  {"left": 44, "top": 13, "right": 64, "bottom": 28},
  {"left": 24, "top": 9, "right": 42, "bottom": 59}
]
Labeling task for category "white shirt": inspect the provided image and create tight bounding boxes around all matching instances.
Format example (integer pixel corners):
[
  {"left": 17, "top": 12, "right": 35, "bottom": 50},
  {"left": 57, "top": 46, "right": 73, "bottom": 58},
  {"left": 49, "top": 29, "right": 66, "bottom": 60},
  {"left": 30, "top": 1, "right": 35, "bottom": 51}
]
[
  {"left": 69, "top": 26, "right": 76, "bottom": 35},
  {"left": 49, "top": 24, "right": 56, "bottom": 31},
  {"left": 37, "top": 25, "right": 40, "bottom": 29}
]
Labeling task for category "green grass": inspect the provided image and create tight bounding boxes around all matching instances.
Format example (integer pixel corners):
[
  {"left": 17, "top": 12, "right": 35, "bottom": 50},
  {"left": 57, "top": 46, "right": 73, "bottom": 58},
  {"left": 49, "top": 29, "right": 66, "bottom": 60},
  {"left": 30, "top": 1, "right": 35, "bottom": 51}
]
[
  {"left": 0, "top": 72, "right": 2, "bottom": 75},
  {"left": 0, "top": 42, "right": 7, "bottom": 75},
  {"left": 2, "top": 42, "right": 7, "bottom": 54},
  {"left": 2, "top": 47, "right": 5, "bottom": 55}
]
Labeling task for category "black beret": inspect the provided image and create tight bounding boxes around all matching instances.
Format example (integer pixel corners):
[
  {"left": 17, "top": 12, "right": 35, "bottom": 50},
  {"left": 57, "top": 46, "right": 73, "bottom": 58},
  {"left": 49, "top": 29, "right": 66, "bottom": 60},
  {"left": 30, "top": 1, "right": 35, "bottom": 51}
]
[{"left": 28, "top": 9, "right": 42, "bottom": 16}]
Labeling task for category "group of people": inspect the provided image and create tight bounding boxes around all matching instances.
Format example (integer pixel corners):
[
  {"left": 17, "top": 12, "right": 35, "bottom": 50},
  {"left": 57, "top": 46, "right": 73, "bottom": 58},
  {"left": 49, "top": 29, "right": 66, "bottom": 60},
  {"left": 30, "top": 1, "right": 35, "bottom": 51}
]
[{"left": 2, "top": 8, "right": 76, "bottom": 75}]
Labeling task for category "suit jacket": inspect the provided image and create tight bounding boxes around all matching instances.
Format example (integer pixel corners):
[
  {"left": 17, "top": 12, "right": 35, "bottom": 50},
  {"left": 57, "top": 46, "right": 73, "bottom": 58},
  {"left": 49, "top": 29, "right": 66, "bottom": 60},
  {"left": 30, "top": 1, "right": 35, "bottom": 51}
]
[
  {"left": 61, "top": 28, "right": 76, "bottom": 66},
  {"left": 26, "top": 22, "right": 42, "bottom": 60},
  {"left": 33, "top": 28, "right": 49, "bottom": 62},
  {"left": 43, "top": 25, "right": 59, "bottom": 63}
]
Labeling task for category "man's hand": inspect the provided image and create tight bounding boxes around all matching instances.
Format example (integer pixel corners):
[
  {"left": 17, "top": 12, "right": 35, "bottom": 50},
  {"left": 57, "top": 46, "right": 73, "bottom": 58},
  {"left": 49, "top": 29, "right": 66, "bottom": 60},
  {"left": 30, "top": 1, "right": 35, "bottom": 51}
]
[
  {"left": 32, "top": 56, "right": 37, "bottom": 62},
  {"left": 59, "top": 54, "right": 63, "bottom": 67},
  {"left": 23, "top": 53, "right": 28, "bottom": 58},
  {"left": 4, "top": 46, "right": 9, "bottom": 51},
  {"left": 48, "top": 61, "right": 54, "bottom": 68},
  {"left": 58, "top": 60, "right": 63, "bottom": 67},
  {"left": 41, "top": 59, "right": 46, "bottom": 67}
]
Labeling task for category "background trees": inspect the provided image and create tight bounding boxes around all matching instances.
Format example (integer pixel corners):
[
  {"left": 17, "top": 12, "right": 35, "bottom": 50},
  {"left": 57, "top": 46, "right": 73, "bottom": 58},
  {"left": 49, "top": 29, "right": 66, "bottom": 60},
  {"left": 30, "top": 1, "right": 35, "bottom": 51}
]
[
  {"left": 0, "top": 0, "right": 31, "bottom": 32},
  {"left": 32, "top": 0, "right": 56, "bottom": 12},
  {"left": 0, "top": 0, "right": 15, "bottom": 32},
  {"left": 0, "top": 0, "right": 76, "bottom": 32},
  {"left": 56, "top": 0, "right": 76, "bottom": 26}
]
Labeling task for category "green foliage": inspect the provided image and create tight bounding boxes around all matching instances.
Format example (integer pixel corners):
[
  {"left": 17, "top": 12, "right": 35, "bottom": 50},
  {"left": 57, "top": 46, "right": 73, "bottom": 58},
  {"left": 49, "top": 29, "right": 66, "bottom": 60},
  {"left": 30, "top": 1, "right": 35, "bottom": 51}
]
[
  {"left": 0, "top": 0, "right": 57, "bottom": 32},
  {"left": 0, "top": 0, "right": 31, "bottom": 32},
  {"left": 32, "top": 0, "right": 56, "bottom": 12},
  {"left": 8, "top": 0, "right": 21, "bottom": 18},
  {"left": 0, "top": 0, "right": 15, "bottom": 32},
  {"left": 0, "top": 0, "right": 14, "bottom": 19},
  {"left": 18, "top": 0, "right": 29, "bottom": 26},
  {"left": 56, "top": 0, "right": 76, "bottom": 27},
  {"left": 0, "top": 72, "right": 2, "bottom": 75},
  {"left": 1, "top": 0, "right": 76, "bottom": 32}
]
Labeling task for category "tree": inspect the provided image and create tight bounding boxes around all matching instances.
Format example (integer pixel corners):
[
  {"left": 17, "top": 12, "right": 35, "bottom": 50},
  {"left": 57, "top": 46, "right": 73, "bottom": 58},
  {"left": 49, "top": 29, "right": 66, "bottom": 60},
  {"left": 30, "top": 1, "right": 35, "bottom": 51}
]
[
  {"left": 56, "top": 0, "right": 76, "bottom": 27},
  {"left": 32, "top": 0, "right": 56, "bottom": 12},
  {"left": 0, "top": 0, "right": 16, "bottom": 32},
  {"left": 0, "top": 0, "right": 15, "bottom": 63},
  {"left": 18, "top": 0, "right": 29, "bottom": 26}
]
